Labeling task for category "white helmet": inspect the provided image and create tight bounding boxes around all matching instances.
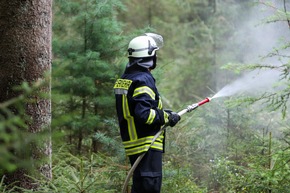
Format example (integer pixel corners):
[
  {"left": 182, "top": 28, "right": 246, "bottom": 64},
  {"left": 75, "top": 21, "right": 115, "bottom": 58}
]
[{"left": 128, "top": 33, "right": 163, "bottom": 58}]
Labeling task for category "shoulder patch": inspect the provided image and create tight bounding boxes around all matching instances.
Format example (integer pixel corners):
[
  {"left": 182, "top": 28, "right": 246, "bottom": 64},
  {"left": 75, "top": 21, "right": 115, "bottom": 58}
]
[{"left": 114, "top": 79, "right": 133, "bottom": 95}]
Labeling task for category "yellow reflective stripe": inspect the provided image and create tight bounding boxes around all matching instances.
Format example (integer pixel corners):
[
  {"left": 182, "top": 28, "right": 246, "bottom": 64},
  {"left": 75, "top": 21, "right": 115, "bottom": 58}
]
[
  {"left": 151, "top": 142, "right": 163, "bottom": 150},
  {"left": 164, "top": 111, "right": 169, "bottom": 124},
  {"left": 126, "top": 145, "right": 150, "bottom": 155},
  {"left": 146, "top": 109, "right": 156, "bottom": 124},
  {"left": 122, "top": 95, "right": 137, "bottom": 140},
  {"left": 158, "top": 97, "right": 163, "bottom": 109},
  {"left": 123, "top": 135, "right": 164, "bottom": 148},
  {"left": 133, "top": 86, "right": 155, "bottom": 100},
  {"left": 125, "top": 142, "right": 163, "bottom": 156}
]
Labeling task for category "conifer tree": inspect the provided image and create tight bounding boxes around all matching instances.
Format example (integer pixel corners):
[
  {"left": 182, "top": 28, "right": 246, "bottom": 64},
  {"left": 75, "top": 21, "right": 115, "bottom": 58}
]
[{"left": 52, "top": 0, "right": 126, "bottom": 154}]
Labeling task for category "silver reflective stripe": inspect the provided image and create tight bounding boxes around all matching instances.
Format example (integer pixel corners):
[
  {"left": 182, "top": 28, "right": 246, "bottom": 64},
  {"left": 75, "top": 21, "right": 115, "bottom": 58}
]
[
  {"left": 114, "top": 88, "right": 128, "bottom": 95},
  {"left": 146, "top": 109, "right": 156, "bottom": 124}
]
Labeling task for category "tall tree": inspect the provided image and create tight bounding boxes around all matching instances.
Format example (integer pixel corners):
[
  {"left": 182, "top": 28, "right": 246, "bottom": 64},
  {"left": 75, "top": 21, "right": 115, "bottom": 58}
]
[
  {"left": 0, "top": 0, "right": 52, "bottom": 189},
  {"left": 52, "top": 0, "right": 126, "bottom": 154}
]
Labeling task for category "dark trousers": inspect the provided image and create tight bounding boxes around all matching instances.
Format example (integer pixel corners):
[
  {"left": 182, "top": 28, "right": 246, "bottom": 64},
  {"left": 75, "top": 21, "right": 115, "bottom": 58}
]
[{"left": 129, "top": 149, "right": 162, "bottom": 193}]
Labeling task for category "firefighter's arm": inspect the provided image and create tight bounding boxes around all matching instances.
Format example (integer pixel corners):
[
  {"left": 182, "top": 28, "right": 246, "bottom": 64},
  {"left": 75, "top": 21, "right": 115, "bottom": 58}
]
[{"left": 132, "top": 86, "right": 168, "bottom": 126}]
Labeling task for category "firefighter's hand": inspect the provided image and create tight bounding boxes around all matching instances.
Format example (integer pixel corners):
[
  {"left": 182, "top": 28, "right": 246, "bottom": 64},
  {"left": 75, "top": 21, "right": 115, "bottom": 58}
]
[{"left": 166, "top": 110, "right": 181, "bottom": 127}]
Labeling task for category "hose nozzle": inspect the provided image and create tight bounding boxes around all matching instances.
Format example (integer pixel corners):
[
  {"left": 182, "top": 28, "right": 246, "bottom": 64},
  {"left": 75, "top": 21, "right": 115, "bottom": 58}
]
[
  {"left": 177, "top": 97, "right": 212, "bottom": 116},
  {"left": 198, "top": 97, "right": 211, "bottom": 106}
]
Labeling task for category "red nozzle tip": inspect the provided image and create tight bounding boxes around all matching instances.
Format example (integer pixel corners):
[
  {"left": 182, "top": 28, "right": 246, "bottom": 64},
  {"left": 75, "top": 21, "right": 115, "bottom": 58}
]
[{"left": 198, "top": 97, "right": 211, "bottom": 106}]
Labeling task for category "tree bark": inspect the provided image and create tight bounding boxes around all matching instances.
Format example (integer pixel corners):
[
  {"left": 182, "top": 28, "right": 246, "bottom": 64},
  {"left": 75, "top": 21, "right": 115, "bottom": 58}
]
[{"left": 0, "top": 0, "right": 52, "bottom": 189}]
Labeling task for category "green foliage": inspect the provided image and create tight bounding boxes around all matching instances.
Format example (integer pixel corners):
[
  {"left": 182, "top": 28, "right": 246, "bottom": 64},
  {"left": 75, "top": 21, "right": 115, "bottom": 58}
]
[
  {"left": 37, "top": 151, "right": 125, "bottom": 193},
  {"left": 0, "top": 150, "right": 127, "bottom": 193},
  {"left": 163, "top": 161, "right": 207, "bottom": 193},
  {"left": 207, "top": 147, "right": 290, "bottom": 193},
  {"left": 208, "top": 157, "right": 239, "bottom": 192},
  {"left": 258, "top": 0, "right": 290, "bottom": 24},
  {"left": 0, "top": 175, "right": 18, "bottom": 192},
  {"left": 0, "top": 81, "right": 47, "bottom": 175}
]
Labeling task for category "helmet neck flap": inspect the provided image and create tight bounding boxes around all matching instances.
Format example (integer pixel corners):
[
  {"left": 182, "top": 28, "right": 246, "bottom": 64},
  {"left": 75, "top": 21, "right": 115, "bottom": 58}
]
[{"left": 126, "top": 54, "right": 157, "bottom": 71}]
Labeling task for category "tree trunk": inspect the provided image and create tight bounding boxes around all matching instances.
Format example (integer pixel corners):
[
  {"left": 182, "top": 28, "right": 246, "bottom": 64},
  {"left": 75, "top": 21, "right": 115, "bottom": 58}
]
[
  {"left": 92, "top": 103, "right": 100, "bottom": 153},
  {"left": 78, "top": 97, "right": 86, "bottom": 153},
  {"left": 0, "top": 0, "right": 52, "bottom": 189}
]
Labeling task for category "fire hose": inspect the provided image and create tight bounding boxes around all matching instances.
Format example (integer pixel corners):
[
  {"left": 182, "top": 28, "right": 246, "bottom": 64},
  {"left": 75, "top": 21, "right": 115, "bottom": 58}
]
[{"left": 122, "top": 97, "right": 212, "bottom": 193}]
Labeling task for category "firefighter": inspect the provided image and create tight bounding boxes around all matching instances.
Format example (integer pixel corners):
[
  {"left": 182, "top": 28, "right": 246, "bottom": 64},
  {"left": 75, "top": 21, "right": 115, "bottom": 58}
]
[{"left": 114, "top": 33, "right": 181, "bottom": 193}]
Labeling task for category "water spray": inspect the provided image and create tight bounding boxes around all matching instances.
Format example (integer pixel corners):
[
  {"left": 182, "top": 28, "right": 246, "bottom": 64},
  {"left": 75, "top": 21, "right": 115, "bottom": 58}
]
[{"left": 122, "top": 97, "right": 212, "bottom": 193}]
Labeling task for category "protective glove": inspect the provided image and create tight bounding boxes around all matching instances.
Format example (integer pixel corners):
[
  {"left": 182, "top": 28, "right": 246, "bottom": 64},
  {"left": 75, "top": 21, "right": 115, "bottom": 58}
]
[{"left": 165, "top": 110, "right": 181, "bottom": 127}]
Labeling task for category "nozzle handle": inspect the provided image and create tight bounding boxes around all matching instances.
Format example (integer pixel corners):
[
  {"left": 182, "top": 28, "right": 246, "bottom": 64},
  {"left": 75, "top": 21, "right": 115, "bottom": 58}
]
[
  {"left": 177, "top": 109, "right": 188, "bottom": 116},
  {"left": 178, "top": 103, "right": 199, "bottom": 116}
]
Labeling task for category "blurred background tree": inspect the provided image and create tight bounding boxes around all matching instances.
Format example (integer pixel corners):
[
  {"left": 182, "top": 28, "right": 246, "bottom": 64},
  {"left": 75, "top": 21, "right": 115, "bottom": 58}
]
[{"left": 52, "top": 0, "right": 127, "bottom": 155}]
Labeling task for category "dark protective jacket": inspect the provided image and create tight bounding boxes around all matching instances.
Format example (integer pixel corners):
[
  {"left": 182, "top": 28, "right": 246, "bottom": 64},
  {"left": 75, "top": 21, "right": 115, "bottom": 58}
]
[{"left": 114, "top": 64, "right": 168, "bottom": 156}]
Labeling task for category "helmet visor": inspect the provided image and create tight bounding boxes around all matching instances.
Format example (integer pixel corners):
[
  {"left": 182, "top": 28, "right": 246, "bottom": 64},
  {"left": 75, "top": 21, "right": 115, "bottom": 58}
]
[{"left": 145, "top": 33, "right": 164, "bottom": 48}]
